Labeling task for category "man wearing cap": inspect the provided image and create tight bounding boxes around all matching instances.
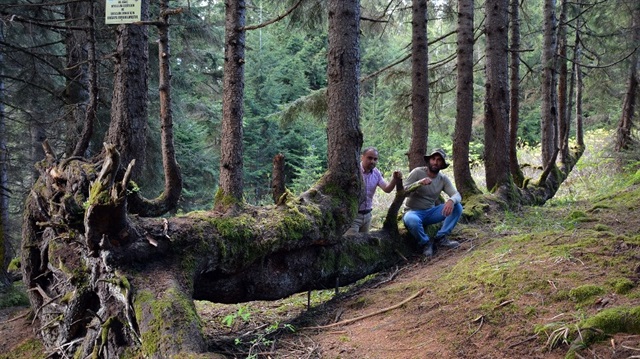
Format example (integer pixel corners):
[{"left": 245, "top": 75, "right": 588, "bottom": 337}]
[
  {"left": 345, "top": 147, "right": 402, "bottom": 235},
  {"left": 402, "top": 148, "right": 463, "bottom": 258}
]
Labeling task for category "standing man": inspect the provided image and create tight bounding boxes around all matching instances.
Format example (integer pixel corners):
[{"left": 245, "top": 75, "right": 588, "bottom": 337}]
[
  {"left": 403, "top": 149, "right": 463, "bottom": 258},
  {"left": 346, "top": 147, "right": 402, "bottom": 235}
]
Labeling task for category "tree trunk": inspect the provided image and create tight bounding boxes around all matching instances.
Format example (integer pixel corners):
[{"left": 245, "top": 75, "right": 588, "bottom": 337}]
[
  {"left": 566, "top": 8, "right": 578, "bottom": 168},
  {"left": 216, "top": 0, "right": 247, "bottom": 212},
  {"left": 484, "top": 0, "right": 512, "bottom": 192},
  {"left": 0, "top": 33, "right": 10, "bottom": 287},
  {"left": 272, "top": 153, "right": 286, "bottom": 203},
  {"left": 541, "top": 0, "right": 558, "bottom": 166},
  {"left": 127, "top": 2, "right": 183, "bottom": 217},
  {"left": 325, "top": 0, "right": 362, "bottom": 214},
  {"left": 106, "top": 0, "right": 150, "bottom": 182},
  {"left": 557, "top": 0, "right": 571, "bottom": 171},
  {"left": 509, "top": 0, "right": 525, "bottom": 187},
  {"left": 72, "top": 1, "right": 98, "bottom": 158},
  {"left": 30, "top": 121, "right": 46, "bottom": 180},
  {"left": 453, "top": 0, "right": 480, "bottom": 197},
  {"left": 575, "top": 17, "right": 585, "bottom": 149},
  {"left": 62, "top": 0, "right": 90, "bottom": 158},
  {"left": 408, "top": 0, "right": 429, "bottom": 170},
  {"left": 615, "top": 2, "right": 640, "bottom": 152}
]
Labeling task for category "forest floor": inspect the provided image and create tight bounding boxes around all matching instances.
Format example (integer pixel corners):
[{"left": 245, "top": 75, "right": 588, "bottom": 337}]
[
  {"left": 3, "top": 139, "right": 640, "bottom": 358},
  {"left": 195, "top": 180, "right": 640, "bottom": 359}
]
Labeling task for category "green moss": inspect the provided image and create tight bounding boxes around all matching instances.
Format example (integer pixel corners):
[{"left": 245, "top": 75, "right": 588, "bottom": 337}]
[
  {"left": 212, "top": 214, "right": 256, "bottom": 242},
  {"left": 567, "top": 210, "right": 591, "bottom": 222},
  {"left": 119, "top": 346, "right": 144, "bottom": 359},
  {"left": 275, "top": 207, "right": 313, "bottom": 240},
  {"left": 587, "top": 203, "right": 612, "bottom": 212},
  {"left": 628, "top": 169, "right": 640, "bottom": 185},
  {"left": 134, "top": 288, "right": 202, "bottom": 357},
  {"left": 213, "top": 188, "right": 244, "bottom": 209},
  {"left": 609, "top": 278, "right": 635, "bottom": 294},
  {"left": 92, "top": 316, "right": 120, "bottom": 359},
  {"left": 568, "top": 306, "right": 640, "bottom": 356},
  {"left": 593, "top": 223, "right": 610, "bottom": 232},
  {"left": 84, "top": 180, "right": 111, "bottom": 208},
  {"left": 551, "top": 289, "right": 571, "bottom": 302},
  {"left": 60, "top": 290, "right": 75, "bottom": 304},
  {"left": 568, "top": 284, "right": 605, "bottom": 303},
  {"left": 8, "top": 257, "right": 20, "bottom": 271},
  {"left": 118, "top": 275, "right": 131, "bottom": 291},
  {"left": 459, "top": 194, "right": 491, "bottom": 221}
]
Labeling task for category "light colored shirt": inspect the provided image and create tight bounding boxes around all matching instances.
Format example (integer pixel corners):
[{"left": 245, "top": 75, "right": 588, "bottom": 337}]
[
  {"left": 404, "top": 167, "right": 461, "bottom": 210},
  {"left": 360, "top": 164, "right": 388, "bottom": 211}
]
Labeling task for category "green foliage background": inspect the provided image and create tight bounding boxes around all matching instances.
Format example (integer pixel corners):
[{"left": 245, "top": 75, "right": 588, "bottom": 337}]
[{"left": 0, "top": 0, "right": 637, "bottom": 251}]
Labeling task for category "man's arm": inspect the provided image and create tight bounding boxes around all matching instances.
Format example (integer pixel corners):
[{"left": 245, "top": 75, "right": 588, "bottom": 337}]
[
  {"left": 380, "top": 171, "right": 402, "bottom": 193},
  {"left": 442, "top": 176, "right": 462, "bottom": 203}
]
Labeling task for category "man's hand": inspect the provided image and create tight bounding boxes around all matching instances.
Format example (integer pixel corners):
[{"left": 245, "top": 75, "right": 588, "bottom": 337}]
[
  {"left": 392, "top": 170, "right": 402, "bottom": 180},
  {"left": 442, "top": 199, "right": 454, "bottom": 216},
  {"left": 419, "top": 177, "right": 432, "bottom": 186}
]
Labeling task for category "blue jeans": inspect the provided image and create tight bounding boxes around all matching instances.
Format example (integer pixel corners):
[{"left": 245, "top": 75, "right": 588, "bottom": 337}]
[{"left": 403, "top": 203, "right": 463, "bottom": 246}]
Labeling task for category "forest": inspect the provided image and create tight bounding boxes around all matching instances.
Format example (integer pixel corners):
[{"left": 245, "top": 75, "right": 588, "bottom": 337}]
[{"left": 0, "top": 0, "right": 639, "bottom": 357}]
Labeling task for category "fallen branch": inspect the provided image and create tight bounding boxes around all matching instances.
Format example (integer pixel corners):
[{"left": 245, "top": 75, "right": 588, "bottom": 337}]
[
  {"left": 0, "top": 310, "right": 29, "bottom": 324},
  {"left": 372, "top": 266, "right": 402, "bottom": 289},
  {"left": 508, "top": 334, "right": 538, "bottom": 349},
  {"left": 303, "top": 287, "right": 427, "bottom": 330},
  {"left": 468, "top": 315, "right": 484, "bottom": 338}
]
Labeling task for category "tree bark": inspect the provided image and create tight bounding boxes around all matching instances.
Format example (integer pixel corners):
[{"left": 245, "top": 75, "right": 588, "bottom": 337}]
[
  {"left": 574, "top": 6, "right": 584, "bottom": 150},
  {"left": 72, "top": 1, "right": 98, "bottom": 158},
  {"left": 509, "top": 0, "right": 525, "bottom": 187},
  {"left": 272, "top": 153, "right": 286, "bottom": 204},
  {"left": 557, "top": 0, "right": 571, "bottom": 170},
  {"left": 0, "top": 30, "right": 10, "bottom": 287},
  {"left": 408, "top": 0, "right": 429, "bottom": 170},
  {"left": 541, "top": 0, "right": 558, "bottom": 166},
  {"left": 62, "top": 0, "right": 90, "bottom": 158},
  {"left": 216, "top": 0, "right": 247, "bottom": 212},
  {"left": 484, "top": 0, "right": 512, "bottom": 192},
  {"left": 615, "top": 1, "right": 640, "bottom": 152},
  {"left": 326, "top": 0, "right": 362, "bottom": 191},
  {"left": 453, "top": 0, "right": 480, "bottom": 198},
  {"left": 127, "top": 2, "right": 183, "bottom": 217},
  {"left": 106, "top": 0, "right": 150, "bottom": 182}
]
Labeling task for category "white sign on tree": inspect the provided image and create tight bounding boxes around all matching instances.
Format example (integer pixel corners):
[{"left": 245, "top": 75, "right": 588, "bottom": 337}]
[{"left": 105, "top": 0, "right": 141, "bottom": 24}]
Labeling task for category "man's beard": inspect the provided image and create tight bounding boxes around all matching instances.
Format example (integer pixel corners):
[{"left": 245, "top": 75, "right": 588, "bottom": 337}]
[{"left": 428, "top": 164, "right": 440, "bottom": 174}]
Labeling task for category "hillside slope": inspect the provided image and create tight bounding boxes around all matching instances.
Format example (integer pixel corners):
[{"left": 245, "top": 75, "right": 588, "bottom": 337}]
[{"left": 200, "top": 142, "right": 640, "bottom": 358}]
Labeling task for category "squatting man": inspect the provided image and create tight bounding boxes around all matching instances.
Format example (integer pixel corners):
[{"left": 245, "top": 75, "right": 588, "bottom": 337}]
[{"left": 402, "top": 149, "right": 463, "bottom": 258}]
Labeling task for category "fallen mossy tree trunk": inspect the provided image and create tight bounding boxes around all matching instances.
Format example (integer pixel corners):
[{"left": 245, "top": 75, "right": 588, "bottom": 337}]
[{"left": 21, "top": 146, "right": 414, "bottom": 358}]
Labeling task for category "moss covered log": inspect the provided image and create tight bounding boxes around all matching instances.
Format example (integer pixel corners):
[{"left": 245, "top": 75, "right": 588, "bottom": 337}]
[{"left": 21, "top": 146, "right": 413, "bottom": 358}]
